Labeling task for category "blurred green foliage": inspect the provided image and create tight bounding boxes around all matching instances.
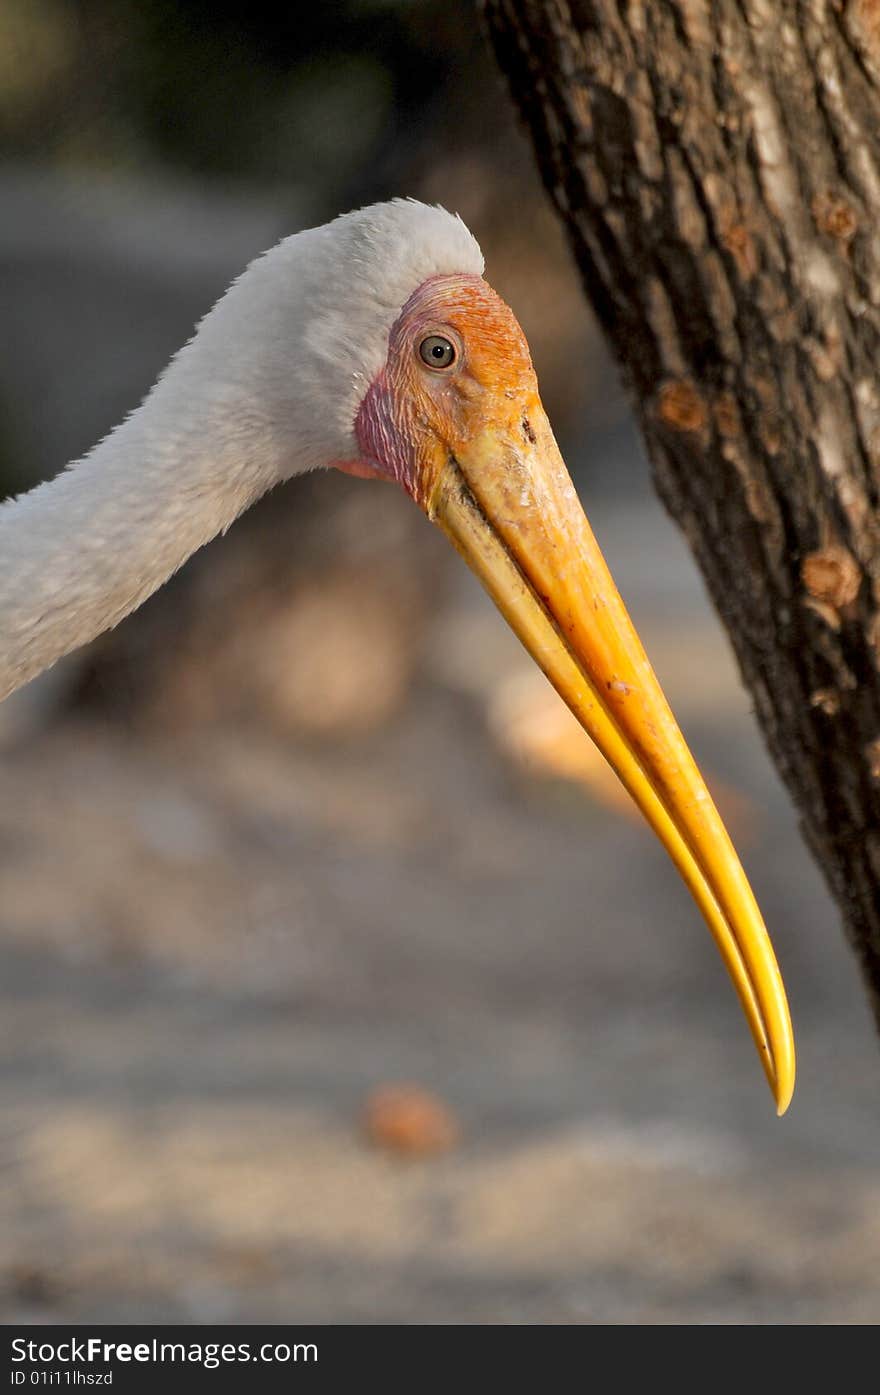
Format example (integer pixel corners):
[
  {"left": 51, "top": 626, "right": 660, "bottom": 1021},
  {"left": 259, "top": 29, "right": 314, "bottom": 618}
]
[{"left": 0, "top": 0, "right": 488, "bottom": 201}]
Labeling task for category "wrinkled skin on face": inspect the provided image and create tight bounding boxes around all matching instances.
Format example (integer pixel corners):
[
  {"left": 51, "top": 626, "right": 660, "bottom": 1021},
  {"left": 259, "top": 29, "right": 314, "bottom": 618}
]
[{"left": 354, "top": 275, "right": 540, "bottom": 509}]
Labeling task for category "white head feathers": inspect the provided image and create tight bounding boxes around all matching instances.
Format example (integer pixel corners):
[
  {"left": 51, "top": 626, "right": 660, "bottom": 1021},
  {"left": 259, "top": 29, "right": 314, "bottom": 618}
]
[
  {"left": 0, "top": 200, "right": 485, "bottom": 700},
  {"left": 299, "top": 200, "right": 485, "bottom": 456},
  {"left": 150, "top": 198, "right": 485, "bottom": 481}
]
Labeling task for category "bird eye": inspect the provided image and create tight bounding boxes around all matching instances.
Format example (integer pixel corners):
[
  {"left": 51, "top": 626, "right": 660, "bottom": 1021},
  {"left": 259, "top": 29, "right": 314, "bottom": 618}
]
[{"left": 418, "top": 335, "right": 457, "bottom": 370}]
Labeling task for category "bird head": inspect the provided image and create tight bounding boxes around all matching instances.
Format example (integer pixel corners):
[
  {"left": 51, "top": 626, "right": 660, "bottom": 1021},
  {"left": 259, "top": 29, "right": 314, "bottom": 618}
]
[{"left": 240, "top": 200, "right": 795, "bottom": 1111}]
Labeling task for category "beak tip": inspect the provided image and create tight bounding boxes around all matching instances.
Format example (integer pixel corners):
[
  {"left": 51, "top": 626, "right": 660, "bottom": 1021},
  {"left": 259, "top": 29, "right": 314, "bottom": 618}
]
[
  {"left": 775, "top": 1076, "right": 795, "bottom": 1118},
  {"left": 772, "top": 1052, "right": 796, "bottom": 1117}
]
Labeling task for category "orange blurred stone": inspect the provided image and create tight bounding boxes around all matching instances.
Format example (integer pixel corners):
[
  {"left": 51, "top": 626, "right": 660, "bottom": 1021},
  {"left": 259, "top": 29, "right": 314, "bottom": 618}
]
[
  {"left": 489, "top": 672, "right": 636, "bottom": 816},
  {"left": 362, "top": 1085, "right": 460, "bottom": 1157},
  {"left": 489, "top": 671, "right": 758, "bottom": 845}
]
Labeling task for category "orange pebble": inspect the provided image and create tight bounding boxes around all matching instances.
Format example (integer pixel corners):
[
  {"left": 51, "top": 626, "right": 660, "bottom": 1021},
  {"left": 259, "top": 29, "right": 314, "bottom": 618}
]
[{"left": 362, "top": 1084, "right": 460, "bottom": 1157}]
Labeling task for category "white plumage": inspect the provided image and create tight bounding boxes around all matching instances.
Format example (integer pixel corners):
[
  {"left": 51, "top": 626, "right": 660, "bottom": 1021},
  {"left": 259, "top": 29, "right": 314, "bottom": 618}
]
[{"left": 0, "top": 200, "right": 483, "bottom": 701}]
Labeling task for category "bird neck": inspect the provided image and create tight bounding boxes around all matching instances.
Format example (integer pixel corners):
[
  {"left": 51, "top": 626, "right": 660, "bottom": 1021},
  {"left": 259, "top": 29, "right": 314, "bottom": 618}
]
[{"left": 0, "top": 376, "right": 283, "bottom": 702}]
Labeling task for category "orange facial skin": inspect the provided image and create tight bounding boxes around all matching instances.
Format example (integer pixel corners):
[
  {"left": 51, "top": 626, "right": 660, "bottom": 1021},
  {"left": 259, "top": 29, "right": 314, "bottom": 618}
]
[{"left": 354, "top": 275, "right": 538, "bottom": 510}]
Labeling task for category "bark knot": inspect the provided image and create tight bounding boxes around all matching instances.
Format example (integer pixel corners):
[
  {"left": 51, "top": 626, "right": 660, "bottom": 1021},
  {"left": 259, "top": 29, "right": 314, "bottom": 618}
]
[
  {"left": 656, "top": 380, "right": 708, "bottom": 434},
  {"left": 812, "top": 191, "right": 859, "bottom": 243},
  {"left": 722, "top": 223, "right": 758, "bottom": 279},
  {"left": 801, "top": 546, "right": 862, "bottom": 611}
]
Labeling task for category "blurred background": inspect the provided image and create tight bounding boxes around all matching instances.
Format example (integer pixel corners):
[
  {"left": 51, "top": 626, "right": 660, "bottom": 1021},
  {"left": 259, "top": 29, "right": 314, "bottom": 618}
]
[{"left": 1, "top": 0, "right": 879, "bottom": 1324}]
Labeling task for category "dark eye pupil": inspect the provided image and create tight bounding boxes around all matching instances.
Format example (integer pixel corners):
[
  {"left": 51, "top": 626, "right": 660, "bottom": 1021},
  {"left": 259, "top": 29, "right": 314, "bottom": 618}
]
[{"left": 419, "top": 335, "right": 456, "bottom": 368}]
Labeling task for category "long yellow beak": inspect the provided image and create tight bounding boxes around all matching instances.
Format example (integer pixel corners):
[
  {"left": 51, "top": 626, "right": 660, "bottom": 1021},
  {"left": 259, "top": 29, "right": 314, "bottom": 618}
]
[{"left": 426, "top": 402, "right": 795, "bottom": 1114}]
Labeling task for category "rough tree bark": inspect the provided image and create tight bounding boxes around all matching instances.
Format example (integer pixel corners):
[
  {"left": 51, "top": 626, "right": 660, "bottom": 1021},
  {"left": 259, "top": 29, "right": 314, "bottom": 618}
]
[{"left": 481, "top": 0, "right": 880, "bottom": 1018}]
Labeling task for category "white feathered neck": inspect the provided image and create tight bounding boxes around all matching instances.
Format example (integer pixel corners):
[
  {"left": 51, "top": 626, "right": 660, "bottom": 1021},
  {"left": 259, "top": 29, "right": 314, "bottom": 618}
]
[{"left": 0, "top": 200, "right": 484, "bottom": 701}]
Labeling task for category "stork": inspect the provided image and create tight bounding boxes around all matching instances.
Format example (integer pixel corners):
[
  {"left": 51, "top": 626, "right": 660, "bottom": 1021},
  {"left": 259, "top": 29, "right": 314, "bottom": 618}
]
[{"left": 0, "top": 200, "right": 795, "bottom": 1112}]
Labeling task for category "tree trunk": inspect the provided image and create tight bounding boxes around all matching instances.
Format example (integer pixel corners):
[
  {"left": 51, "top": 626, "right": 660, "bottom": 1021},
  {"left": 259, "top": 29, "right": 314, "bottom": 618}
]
[{"left": 481, "top": 0, "right": 880, "bottom": 1018}]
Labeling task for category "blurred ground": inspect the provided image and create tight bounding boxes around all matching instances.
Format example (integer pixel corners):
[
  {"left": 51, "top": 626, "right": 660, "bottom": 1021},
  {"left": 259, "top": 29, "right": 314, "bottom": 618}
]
[{"left": 2, "top": 1, "right": 880, "bottom": 1327}]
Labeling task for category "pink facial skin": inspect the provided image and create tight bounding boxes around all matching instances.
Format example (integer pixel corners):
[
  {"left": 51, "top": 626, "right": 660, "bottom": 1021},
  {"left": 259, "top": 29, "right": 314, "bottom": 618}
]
[{"left": 351, "top": 273, "right": 486, "bottom": 507}]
